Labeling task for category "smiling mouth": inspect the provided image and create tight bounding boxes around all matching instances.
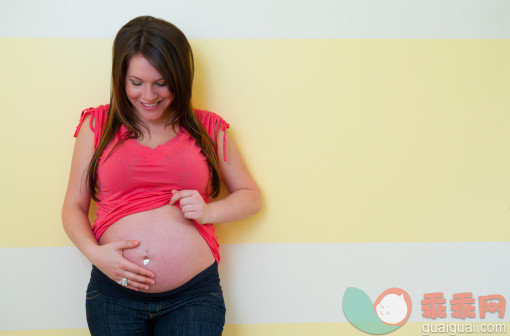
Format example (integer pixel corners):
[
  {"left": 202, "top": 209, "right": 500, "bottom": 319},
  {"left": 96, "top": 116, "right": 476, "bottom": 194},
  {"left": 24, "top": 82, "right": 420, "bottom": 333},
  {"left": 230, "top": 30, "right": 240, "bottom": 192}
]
[{"left": 141, "top": 101, "right": 160, "bottom": 108}]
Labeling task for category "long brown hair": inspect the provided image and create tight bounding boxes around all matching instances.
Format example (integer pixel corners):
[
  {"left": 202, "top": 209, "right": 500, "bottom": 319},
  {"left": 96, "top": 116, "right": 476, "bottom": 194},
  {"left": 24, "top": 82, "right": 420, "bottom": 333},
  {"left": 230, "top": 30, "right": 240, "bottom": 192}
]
[{"left": 87, "top": 16, "right": 221, "bottom": 202}]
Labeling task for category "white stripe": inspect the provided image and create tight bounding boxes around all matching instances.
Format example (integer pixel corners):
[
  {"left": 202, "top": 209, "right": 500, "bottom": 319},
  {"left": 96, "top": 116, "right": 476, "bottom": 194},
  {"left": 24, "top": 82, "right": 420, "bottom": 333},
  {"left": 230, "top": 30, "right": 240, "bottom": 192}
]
[
  {"left": 1, "top": 0, "right": 509, "bottom": 38},
  {"left": 221, "top": 242, "right": 510, "bottom": 324},
  {"left": 0, "top": 247, "right": 91, "bottom": 330},
  {"left": 0, "top": 242, "right": 509, "bottom": 330}
]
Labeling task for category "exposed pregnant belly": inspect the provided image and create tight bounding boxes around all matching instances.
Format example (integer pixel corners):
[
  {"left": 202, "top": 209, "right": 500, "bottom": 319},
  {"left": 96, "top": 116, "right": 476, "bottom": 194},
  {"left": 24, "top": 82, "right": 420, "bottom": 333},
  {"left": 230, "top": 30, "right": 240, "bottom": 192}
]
[{"left": 98, "top": 204, "right": 215, "bottom": 293}]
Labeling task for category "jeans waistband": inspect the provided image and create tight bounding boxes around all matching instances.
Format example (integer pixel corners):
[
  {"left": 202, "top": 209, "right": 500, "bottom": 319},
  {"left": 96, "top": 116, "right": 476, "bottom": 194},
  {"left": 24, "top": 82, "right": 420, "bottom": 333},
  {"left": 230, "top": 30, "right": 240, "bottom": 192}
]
[{"left": 89, "top": 262, "right": 221, "bottom": 302}]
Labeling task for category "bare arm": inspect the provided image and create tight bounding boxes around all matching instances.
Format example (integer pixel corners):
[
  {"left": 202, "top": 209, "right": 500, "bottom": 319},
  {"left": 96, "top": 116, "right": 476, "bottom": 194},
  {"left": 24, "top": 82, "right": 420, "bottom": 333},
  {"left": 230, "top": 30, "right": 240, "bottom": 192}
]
[
  {"left": 62, "top": 114, "right": 101, "bottom": 260},
  {"left": 170, "top": 128, "right": 262, "bottom": 224},
  {"left": 61, "top": 115, "right": 155, "bottom": 290},
  {"left": 207, "top": 128, "right": 262, "bottom": 223}
]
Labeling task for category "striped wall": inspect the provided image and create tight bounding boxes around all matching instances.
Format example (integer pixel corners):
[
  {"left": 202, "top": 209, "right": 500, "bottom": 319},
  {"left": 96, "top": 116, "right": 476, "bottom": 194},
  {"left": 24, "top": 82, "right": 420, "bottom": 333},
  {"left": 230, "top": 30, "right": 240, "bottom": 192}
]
[{"left": 1, "top": 1, "right": 509, "bottom": 335}]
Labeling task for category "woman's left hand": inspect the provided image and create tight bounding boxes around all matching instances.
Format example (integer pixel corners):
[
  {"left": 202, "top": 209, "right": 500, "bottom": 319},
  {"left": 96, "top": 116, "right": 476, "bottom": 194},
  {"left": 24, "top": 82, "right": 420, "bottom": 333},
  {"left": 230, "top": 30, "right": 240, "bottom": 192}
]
[{"left": 169, "top": 189, "right": 210, "bottom": 224}]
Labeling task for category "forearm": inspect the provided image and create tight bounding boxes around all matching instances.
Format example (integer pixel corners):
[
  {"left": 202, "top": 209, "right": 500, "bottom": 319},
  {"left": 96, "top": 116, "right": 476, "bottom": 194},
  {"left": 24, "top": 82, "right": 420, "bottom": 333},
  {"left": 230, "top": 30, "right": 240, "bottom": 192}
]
[
  {"left": 205, "top": 187, "right": 262, "bottom": 224},
  {"left": 61, "top": 206, "right": 100, "bottom": 264}
]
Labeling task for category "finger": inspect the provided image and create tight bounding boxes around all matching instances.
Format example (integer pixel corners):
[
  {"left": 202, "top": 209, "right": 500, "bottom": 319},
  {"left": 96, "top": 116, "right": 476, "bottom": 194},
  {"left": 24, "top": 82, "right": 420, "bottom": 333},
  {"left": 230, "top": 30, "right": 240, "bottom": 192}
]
[
  {"left": 169, "top": 191, "right": 182, "bottom": 205},
  {"left": 113, "top": 240, "right": 139, "bottom": 250},
  {"left": 118, "top": 277, "right": 148, "bottom": 291},
  {"left": 117, "top": 277, "right": 151, "bottom": 291},
  {"left": 183, "top": 211, "right": 199, "bottom": 220},
  {"left": 181, "top": 204, "right": 197, "bottom": 212},
  {"left": 123, "top": 260, "right": 156, "bottom": 279},
  {"left": 121, "top": 271, "right": 154, "bottom": 290},
  {"left": 178, "top": 196, "right": 194, "bottom": 206},
  {"left": 175, "top": 190, "right": 195, "bottom": 198},
  {"left": 117, "top": 279, "right": 149, "bottom": 291},
  {"left": 122, "top": 270, "right": 156, "bottom": 286}
]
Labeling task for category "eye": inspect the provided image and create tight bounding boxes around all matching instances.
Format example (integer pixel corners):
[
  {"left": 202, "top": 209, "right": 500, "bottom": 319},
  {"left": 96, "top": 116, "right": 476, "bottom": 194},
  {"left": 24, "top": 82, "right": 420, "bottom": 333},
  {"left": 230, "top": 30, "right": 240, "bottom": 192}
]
[
  {"left": 130, "top": 81, "right": 142, "bottom": 86},
  {"left": 155, "top": 82, "right": 167, "bottom": 87}
]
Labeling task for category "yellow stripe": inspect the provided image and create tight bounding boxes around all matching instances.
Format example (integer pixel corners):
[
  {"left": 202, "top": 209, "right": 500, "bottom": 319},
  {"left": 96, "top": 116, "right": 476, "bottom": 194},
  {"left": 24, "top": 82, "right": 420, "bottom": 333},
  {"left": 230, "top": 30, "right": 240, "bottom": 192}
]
[
  {"left": 222, "top": 322, "right": 510, "bottom": 336},
  {"left": 1, "top": 38, "right": 509, "bottom": 247},
  {"left": 0, "top": 330, "right": 90, "bottom": 336},
  {"left": 2, "top": 323, "right": 508, "bottom": 336}
]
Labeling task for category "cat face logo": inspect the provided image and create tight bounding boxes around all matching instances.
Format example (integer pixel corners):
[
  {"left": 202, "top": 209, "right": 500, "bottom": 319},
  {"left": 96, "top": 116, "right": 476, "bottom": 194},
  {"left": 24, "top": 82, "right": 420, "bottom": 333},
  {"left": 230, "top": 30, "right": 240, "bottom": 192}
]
[
  {"left": 343, "top": 287, "right": 412, "bottom": 334},
  {"left": 374, "top": 288, "right": 411, "bottom": 326}
]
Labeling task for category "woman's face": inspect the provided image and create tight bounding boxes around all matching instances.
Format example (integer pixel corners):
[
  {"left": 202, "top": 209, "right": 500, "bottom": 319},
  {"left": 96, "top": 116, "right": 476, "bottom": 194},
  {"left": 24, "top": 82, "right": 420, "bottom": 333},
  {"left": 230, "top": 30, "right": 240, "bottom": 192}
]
[{"left": 125, "top": 54, "right": 174, "bottom": 125}]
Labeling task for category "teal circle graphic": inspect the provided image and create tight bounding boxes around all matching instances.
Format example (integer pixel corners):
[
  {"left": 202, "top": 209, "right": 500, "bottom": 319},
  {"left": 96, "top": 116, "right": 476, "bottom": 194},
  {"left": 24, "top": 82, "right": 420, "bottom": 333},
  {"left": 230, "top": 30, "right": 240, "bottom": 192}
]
[{"left": 342, "top": 287, "right": 410, "bottom": 335}]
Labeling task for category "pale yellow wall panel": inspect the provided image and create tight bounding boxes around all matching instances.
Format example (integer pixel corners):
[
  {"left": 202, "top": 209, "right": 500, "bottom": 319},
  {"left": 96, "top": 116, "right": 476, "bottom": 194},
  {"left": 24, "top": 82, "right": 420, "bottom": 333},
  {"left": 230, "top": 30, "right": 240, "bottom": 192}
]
[
  {"left": 224, "top": 322, "right": 509, "bottom": 336},
  {"left": 224, "top": 322, "right": 508, "bottom": 336},
  {"left": 1, "top": 39, "right": 509, "bottom": 247},
  {"left": 0, "top": 323, "right": 425, "bottom": 336},
  {"left": 228, "top": 322, "right": 421, "bottom": 336},
  {"left": 0, "top": 38, "right": 111, "bottom": 247},
  {"left": 196, "top": 39, "right": 510, "bottom": 244},
  {"left": 0, "top": 330, "right": 90, "bottom": 336},
  {"left": 3, "top": 323, "right": 506, "bottom": 336}
]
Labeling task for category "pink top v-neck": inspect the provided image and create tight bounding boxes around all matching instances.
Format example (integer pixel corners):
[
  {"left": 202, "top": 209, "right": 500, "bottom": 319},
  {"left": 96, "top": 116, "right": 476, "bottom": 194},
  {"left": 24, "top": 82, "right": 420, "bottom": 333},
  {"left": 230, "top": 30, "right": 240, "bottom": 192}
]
[{"left": 73, "top": 104, "right": 230, "bottom": 263}]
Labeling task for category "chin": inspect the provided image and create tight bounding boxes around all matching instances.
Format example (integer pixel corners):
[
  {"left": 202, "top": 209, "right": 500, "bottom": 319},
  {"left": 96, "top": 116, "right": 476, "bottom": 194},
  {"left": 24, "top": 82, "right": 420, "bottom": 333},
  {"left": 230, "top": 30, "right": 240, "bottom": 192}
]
[{"left": 136, "top": 106, "right": 171, "bottom": 123}]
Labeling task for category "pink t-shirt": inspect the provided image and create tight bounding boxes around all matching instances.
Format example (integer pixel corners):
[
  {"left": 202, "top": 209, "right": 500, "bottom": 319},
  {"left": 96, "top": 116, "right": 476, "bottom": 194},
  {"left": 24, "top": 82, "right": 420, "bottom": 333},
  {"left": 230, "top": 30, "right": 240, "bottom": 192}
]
[{"left": 73, "top": 104, "right": 229, "bottom": 263}]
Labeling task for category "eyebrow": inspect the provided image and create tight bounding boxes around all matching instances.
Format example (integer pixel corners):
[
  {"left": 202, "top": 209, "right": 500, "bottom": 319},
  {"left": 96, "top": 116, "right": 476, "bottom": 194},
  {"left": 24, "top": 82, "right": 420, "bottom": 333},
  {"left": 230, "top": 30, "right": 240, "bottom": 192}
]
[{"left": 128, "top": 76, "right": 165, "bottom": 82}]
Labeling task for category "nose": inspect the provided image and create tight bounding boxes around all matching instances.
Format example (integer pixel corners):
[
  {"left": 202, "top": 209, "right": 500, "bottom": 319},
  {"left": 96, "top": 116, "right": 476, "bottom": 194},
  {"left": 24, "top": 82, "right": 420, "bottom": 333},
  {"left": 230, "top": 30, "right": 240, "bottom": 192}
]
[{"left": 142, "top": 85, "right": 157, "bottom": 101}]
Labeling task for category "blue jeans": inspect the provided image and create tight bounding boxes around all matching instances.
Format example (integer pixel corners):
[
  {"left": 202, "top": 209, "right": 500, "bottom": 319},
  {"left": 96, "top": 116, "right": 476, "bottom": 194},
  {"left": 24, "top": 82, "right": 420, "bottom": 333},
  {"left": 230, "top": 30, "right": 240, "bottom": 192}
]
[
  {"left": 86, "top": 285, "right": 225, "bottom": 335},
  {"left": 85, "top": 262, "right": 226, "bottom": 335}
]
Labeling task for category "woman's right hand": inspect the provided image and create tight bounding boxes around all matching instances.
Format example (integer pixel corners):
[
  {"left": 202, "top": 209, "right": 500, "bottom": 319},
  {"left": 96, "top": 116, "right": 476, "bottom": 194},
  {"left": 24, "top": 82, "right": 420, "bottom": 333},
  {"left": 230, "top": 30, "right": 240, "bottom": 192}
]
[
  {"left": 63, "top": 113, "right": 155, "bottom": 292},
  {"left": 91, "top": 240, "right": 156, "bottom": 291}
]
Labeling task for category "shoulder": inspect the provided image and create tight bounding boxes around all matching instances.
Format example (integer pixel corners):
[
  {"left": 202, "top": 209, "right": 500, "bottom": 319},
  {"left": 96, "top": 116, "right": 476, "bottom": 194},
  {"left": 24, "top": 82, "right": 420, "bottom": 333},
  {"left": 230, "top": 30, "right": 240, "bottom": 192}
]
[
  {"left": 193, "top": 108, "right": 231, "bottom": 162},
  {"left": 73, "top": 104, "right": 111, "bottom": 144},
  {"left": 193, "top": 108, "right": 230, "bottom": 132},
  {"left": 194, "top": 108, "right": 227, "bottom": 122},
  {"left": 82, "top": 104, "right": 110, "bottom": 126}
]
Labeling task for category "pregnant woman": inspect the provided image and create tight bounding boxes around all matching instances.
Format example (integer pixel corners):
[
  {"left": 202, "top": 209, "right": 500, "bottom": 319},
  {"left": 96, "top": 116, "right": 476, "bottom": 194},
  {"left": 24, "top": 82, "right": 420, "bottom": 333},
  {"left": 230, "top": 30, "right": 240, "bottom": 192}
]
[{"left": 61, "top": 16, "right": 262, "bottom": 335}]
